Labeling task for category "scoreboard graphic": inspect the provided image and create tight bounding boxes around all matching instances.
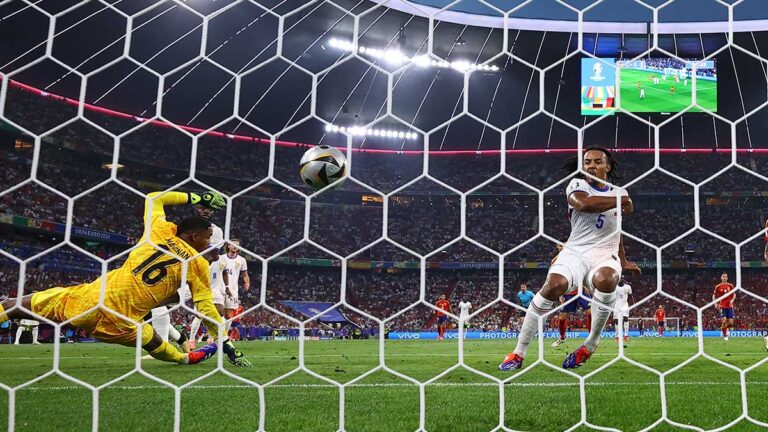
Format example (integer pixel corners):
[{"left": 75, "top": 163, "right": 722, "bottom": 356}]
[{"left": 581, "top": 57, "right": 616, "bottom": 115}]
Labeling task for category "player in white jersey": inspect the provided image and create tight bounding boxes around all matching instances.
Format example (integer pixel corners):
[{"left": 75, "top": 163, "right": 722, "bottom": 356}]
[
  {"left": 500, "top": 147, "right": 641, "bottom": 371},
  {"left": 458, "top": 300, "right": 472, "bottom": 337},
  {"left": 148, "top": 203, "right": 224, "bottom": 352},
  {"left": 614, "top": 279, "right": 633, "bottom": 344},
  {"left": 224, "top": 240, "right": 250, "bottom": 334},
  {"left": 188, "top": 253, "right": 228, "bottom": 347},
  {"left": 14, "top": 319, "right": 41, "bottom": 345}
]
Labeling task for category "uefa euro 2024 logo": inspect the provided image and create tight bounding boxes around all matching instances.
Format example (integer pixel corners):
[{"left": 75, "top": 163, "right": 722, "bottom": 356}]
[{"left": 591, "top": 62, "right": 605, "bottom": 81}]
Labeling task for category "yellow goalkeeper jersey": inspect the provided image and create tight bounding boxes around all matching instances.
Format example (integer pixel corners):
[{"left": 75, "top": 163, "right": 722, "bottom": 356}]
[{"left": 66, "top": 192, "right": 212, "bottom": 321}]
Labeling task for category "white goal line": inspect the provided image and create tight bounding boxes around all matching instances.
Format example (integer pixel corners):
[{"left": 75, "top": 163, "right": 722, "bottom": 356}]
[
  {"left": 17, "top": 381, "right": 767, "bottom": 392},
  {"left": 1, "top": 351, "right": 718, "bottom": 361}
]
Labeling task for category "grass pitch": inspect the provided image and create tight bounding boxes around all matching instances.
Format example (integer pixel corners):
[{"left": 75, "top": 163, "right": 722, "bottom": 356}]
[
  {"left": 1, "top": 337, "right": 767, "bottom": 431},
  {"left": 618, "top": 69, "right": 717, "bottom": 113}
]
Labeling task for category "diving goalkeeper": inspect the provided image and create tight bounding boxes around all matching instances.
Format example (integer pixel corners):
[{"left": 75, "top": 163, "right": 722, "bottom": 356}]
[{"left": 0, "top": 190, "right": 250, "bottom": 367}]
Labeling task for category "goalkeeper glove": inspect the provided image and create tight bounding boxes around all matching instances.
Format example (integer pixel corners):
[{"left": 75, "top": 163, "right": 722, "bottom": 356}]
[
  {"left": 223, "top": 338, "right": 252, "bottom": 368},
  {"left": 189, "top": 190, "right": 226, "bottom": 211}
]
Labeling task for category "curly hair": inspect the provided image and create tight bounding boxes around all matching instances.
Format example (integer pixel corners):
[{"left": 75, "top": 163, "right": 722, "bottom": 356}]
[{"left": 562, "top": 146, "right": 621, "bottom": 185}]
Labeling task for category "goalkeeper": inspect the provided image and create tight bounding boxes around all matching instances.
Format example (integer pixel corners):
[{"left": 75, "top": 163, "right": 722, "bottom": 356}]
[{"left": 0, "top": 190, "right": 251, "bottom": 367}]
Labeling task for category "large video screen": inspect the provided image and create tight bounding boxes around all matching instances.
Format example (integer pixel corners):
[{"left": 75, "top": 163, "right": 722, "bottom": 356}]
[{"left": 581, "top": 57, "right": 717, "bottom": 115}]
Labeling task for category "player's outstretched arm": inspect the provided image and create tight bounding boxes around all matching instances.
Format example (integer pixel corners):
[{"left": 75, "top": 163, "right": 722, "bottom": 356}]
[
  {"left": 189, "top": 191, "right": 226, "bottom": 211},
  {"left": 568, "top": 191, "right": 632, "bottom": 214},
  {"left": 142, "top": 190, "right": 226, "bottom": 238},
  {"left": 145, "top": 190, "right": 226, "bottom": 219}
]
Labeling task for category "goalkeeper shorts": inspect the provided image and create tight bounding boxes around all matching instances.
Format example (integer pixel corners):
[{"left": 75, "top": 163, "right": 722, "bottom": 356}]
[{"left": 31, "top": 287, "right": 154, "bottom": 346}]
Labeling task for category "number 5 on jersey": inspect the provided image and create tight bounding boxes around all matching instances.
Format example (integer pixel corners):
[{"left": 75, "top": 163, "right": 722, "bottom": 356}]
[{"left": 595, "top": 214, "right": 605, "bottom": 229}]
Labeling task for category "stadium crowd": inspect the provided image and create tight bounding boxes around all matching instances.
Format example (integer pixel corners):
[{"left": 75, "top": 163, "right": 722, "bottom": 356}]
[{"left": 2, "top": 84, "right": 768, "bottom": 341}]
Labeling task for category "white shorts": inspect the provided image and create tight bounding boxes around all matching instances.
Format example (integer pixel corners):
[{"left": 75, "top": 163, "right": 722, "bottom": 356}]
[
  {"left": 549, "top": 247, "right": 622, "bottom": 292},
  {"left": 614, "top": 307, "right": 630, "bottom": 320},
  {"left": 224, "top": 291, "right": 239, "bottom": 310},
  {"left": 19, "top": 319, "right": 39, "bottom": 327},
  {"left": 212, "top": 284, "right": 225, "bottom": 306}
]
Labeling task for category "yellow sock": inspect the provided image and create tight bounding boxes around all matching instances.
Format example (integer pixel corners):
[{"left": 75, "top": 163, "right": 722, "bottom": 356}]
[
  {"left": 148, "top": 340, "right": 186, "bottom": 364},
  {"left": 0, "top": 303, "right": 7, "bottom": 323}
]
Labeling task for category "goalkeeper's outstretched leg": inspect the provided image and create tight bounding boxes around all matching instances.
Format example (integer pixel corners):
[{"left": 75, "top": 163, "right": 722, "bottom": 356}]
[
  {"left": 0, "top": 295, "right": 250, "bottom": 366},
  {"left": 0, "top": 295, "right": 215, "bottom": 365}
]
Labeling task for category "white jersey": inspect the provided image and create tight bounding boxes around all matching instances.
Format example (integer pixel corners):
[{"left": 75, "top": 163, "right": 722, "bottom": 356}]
[
  {"left": 211, "top": 223, "right": 224, "bottom": 248},
  {"left": 565, "top": 178, "right": 626, "bottom": 254},
  {"left": 224, "top": 254, "right": 248, "bottom": 294},
  {"left": 210, "top": 256, "right": 227, "bottom": 305},
  {"left": 615, "top": 283, "right": 632, "bottom": 310},
  {"left": 458, "top": 301, "right": 472, "bottom": 318}
]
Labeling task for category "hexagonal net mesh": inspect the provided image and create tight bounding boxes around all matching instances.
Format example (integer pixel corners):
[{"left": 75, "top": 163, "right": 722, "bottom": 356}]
[{"left": 2, "top": 0, "right": 768, "bottom": 431}]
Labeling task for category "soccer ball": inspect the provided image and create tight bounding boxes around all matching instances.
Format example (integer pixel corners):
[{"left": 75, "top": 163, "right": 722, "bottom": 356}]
[{"left": 299, "top": 145, "right": 347, "bottom": 190}]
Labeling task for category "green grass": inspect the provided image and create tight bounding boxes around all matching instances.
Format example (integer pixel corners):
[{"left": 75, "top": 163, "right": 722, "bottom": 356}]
[
  {"left": 1, "top": 337, "right": 767, "bottom": 431},
  {"left": 618, "top": 69, "right": 717, "bottom": 113}
]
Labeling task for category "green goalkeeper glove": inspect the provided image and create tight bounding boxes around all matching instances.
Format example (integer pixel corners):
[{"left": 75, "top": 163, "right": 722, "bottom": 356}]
[
  {"left": 189, "top": 190, "right": 226, "bottom": 211},
  {"left": 223, "top": 339, "right": 252, "bottom": 368}
]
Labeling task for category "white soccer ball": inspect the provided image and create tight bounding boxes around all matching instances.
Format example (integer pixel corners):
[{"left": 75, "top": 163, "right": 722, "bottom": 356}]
[{"left": 299, "top": 145, "right": 347, "bottom": 190}]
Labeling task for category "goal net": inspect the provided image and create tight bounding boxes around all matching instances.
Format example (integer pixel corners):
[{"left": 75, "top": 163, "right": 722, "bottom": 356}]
[{"left": 1, "top": 0, "right": 767, "bottom": 431}]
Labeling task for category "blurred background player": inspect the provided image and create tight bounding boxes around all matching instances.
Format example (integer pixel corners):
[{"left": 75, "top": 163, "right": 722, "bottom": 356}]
[
  {"left": 512, "top": 283, "right": 534, "bottom": 332},
  {"left": 230, "top": 304, "right": 245, "bottom": 340},
  {"left": 614, "top": 278, "right": 634, "bottom": 343},
  {"left": 761, "top": 221, "right": 768, "bottom": 349},
  {"left": 148, "top": 202, "right": 225, "bottom": 351},
  {"left": 188, "top": 251, "right": 228, "bottom": 348},
  {"left": 224, "top": 240, "right": 250, "bottom": 333},
  {"left": 712, "top": 273, "right": 736, "bottom": 341},
  {"left": 458, "top": 299, "right": 471, "bottom": 337},
  {"left": 517, "top": 283, "right": 534, "bottom": 309},
  {"left": 552, "top": 285, "right": 592, "bottom": 348},
  {"left": 500, "top": 147, "right": 640, "bottom": 371},
  {"left": 763, "top": 219, "right": 768, "bottom": 263},
  {"left": 655, "top": 305, "right": 666, "bottom": 337},
  {"left": 14, "top": 318, "right": 40, "bottom": 345},
  {"left": 0, "top": 319, "right": 11, "bottom": 344},
  {"left": 435, "top": 294, "right": 451, "bottom": 340}
]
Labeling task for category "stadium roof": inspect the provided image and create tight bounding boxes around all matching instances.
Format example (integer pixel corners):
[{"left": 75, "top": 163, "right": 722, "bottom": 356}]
[
  {"left": 385, "top": 0, "right": 768, "bottom": 33},
  {"left": 1, "top": 0, "right": 767, "bottom": 149}
]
